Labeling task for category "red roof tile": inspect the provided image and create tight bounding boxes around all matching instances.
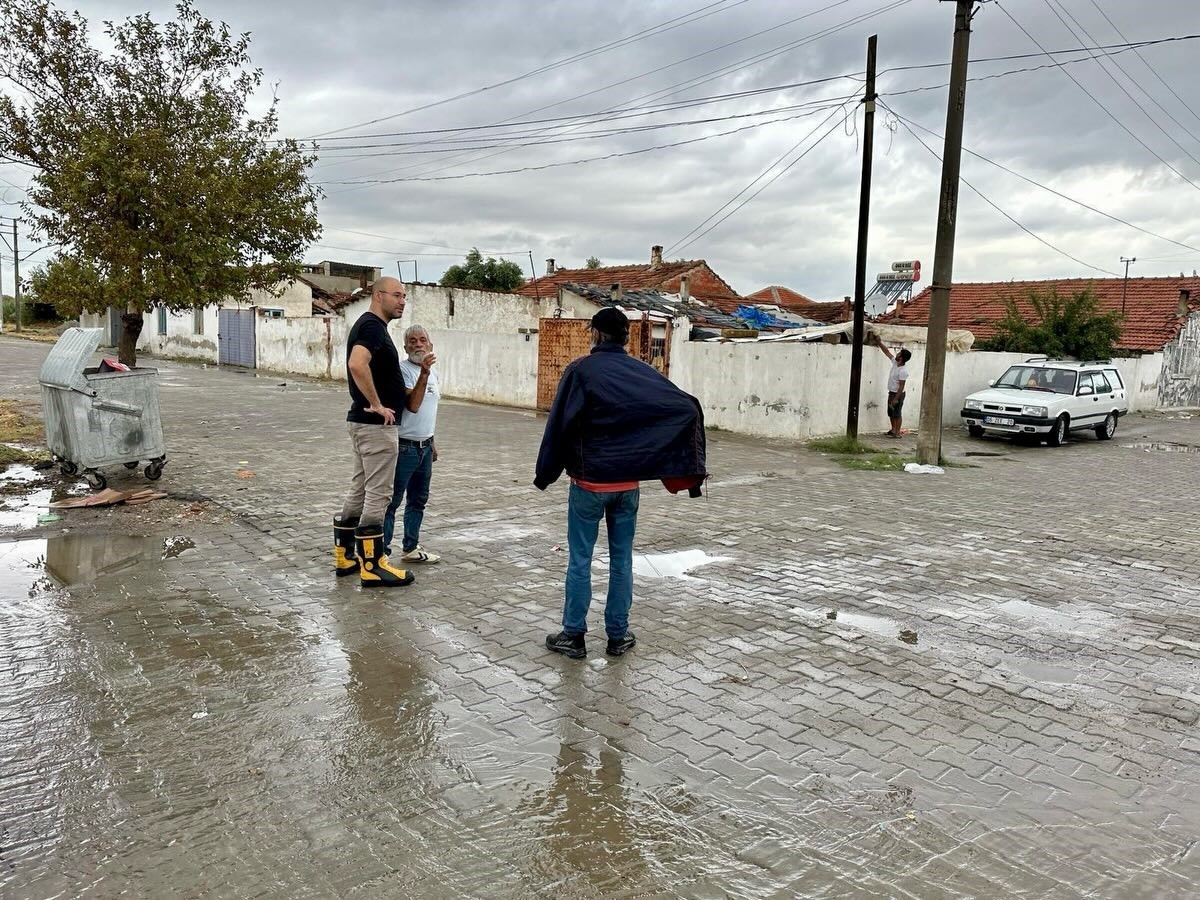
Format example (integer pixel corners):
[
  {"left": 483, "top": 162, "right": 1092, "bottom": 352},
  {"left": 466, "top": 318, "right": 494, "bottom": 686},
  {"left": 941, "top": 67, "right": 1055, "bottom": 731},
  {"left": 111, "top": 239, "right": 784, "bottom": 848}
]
[
  {"left": 878, "top": 276, "right": 1200, "bottom": 352},
  {"left": 517, "top": 260, "right": 742, "bottom": 308},
  {"left": 747, "top": 285, "right": 818, "bottom": 306}
]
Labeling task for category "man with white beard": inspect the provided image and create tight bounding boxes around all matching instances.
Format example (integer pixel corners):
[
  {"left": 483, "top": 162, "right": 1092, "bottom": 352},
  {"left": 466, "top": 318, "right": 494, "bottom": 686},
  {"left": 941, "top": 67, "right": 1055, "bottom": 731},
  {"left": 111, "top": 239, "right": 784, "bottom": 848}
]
[{"left": 382, "top": 324, "right": 442, "bottom": 564}]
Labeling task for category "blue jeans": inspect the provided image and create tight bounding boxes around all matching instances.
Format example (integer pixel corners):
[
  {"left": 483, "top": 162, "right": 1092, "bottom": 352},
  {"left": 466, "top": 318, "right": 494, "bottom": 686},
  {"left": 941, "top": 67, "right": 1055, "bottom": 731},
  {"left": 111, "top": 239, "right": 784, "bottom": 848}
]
[
  {"left": 382, "top": 442, "right": 432, "bottom": 554},
  {"left": 563, "top": 484, "right": 639, "bottom": 640}
]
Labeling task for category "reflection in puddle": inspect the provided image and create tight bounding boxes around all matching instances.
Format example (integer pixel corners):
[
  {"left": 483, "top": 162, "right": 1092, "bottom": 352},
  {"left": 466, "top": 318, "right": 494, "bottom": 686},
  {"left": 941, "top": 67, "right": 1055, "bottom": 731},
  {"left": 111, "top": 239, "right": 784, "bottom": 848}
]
[
  {"left": 996, "top": 599, "right": 1109, "bottom": 635},
  {"left": 630, "top": 549, "right": 732, "bottom": 580},
  {"left": 1123, "top": 441, "right": 1200, "bottom": 452},
  {"left": 0, "top": 487, "right": 52, "bottom": 529},
  {"left": 799, "top": 607, "right": 918, "bottom": 644},
  {"left": 162, "top": 536, "right": 196, "bottom": 559},
  {"left": 0, "top": 463, "right": 41, "bottom": 484}
]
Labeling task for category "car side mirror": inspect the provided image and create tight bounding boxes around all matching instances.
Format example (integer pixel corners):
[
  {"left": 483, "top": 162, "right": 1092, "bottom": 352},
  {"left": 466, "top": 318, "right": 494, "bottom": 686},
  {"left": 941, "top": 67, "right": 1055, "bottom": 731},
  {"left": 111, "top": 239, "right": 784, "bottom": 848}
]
[
  {"left": 987, "top": 379, "right": 995, "bottom": 387},
  {"left": 1079, "top": 386, "right": 1094, "bottom": 396}
]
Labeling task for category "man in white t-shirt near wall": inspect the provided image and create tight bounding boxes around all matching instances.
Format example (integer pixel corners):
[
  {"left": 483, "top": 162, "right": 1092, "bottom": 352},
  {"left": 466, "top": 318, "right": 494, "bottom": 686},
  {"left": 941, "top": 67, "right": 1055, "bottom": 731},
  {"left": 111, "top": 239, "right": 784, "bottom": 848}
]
[
  {"left": 872, "top": 335, "right": 913, "bottom": 438},
  {"left": 382, "top": 324, "right": 442, "bottom": 564}
]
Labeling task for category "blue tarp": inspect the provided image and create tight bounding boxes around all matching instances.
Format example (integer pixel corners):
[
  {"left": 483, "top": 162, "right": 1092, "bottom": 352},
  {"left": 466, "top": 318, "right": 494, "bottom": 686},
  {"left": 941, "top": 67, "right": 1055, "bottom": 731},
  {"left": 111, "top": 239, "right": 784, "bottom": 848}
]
[{"left": 732, "top": 305, "right": 798, "bottom": 330}]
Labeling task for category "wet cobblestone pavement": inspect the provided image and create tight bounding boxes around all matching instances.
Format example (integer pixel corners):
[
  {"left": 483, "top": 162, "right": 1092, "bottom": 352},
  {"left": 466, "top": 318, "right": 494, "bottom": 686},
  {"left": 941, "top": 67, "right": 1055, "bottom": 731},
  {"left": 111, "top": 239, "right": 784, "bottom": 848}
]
[{"left": 2, "top": 336, "right": 1199, "bottom": 898}]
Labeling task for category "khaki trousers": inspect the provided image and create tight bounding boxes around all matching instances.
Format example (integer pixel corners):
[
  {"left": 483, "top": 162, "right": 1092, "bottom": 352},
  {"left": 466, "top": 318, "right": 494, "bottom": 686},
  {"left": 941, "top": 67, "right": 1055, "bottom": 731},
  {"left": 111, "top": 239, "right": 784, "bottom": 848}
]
[{"left": 341, "top": 423, "right": 399, "bottom": 527}]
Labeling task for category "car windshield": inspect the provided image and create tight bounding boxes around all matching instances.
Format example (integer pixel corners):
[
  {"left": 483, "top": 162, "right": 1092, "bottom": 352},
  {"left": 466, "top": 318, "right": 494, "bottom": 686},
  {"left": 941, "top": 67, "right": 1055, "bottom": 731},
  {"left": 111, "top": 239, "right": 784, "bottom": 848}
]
[{"left": 994, "top": 366, "right": 1077, "bottom": 394}]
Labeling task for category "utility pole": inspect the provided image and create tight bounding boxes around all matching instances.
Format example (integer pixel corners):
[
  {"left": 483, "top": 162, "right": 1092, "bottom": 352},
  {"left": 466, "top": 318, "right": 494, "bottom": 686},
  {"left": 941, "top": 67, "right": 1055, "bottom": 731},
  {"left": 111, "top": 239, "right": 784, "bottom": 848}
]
[
  {"left": 846, "top": 34, "right": 878, "bottom": 440},
  {"left": 1120, "top": 256, "right": 1136, "bottom": 317},
  {"left": 0, "top": 220, "right": 5, "bottom": 334},
  {"left": 917, "top": 0, "right": 976, "bottom": 466},
  {"left": 12, "top": 220, "right": 20, "bottom": 333}
]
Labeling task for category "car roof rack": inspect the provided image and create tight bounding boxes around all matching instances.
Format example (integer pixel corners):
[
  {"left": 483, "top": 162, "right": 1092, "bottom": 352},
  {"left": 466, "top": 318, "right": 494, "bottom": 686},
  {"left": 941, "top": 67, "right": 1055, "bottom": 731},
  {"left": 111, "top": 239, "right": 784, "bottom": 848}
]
[
  {"left": 1025, "top": 356, "right": 1049, "bottom": 362},
  {"left": 1080, "top": 359, "right": 1113, "bottom": 365}
]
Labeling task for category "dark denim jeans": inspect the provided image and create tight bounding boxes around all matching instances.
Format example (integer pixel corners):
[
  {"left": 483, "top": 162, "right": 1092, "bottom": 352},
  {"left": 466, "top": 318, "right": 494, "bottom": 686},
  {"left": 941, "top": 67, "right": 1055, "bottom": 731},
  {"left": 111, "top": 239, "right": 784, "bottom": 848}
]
[
  {"left": 382, "top": 442, "right": 432, "bottom": 554},
  {"left": 563, "top": 483, "right": 639, "bottom": 640}
]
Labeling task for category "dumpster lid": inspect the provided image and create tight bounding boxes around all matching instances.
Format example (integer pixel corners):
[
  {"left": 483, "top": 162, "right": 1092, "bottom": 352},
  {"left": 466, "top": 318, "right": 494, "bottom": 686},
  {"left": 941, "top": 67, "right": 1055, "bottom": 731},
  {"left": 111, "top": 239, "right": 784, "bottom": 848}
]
[{"left": 38, "top": 327, "right": 104, "bottom": 391}]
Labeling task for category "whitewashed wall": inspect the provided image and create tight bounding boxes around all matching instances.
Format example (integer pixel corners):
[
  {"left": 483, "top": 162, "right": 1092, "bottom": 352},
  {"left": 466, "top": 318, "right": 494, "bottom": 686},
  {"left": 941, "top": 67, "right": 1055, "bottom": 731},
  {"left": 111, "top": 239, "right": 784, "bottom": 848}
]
[
  {"left": 669, "top": 339, "right": 1164, "bottom": 441},
  {"left": 142, "top": 305, "right": 221, "bottom": 362},
  {"left": 1156, "top": 312, "right": 1200, "bottom": 408},
  {"left": 342, "top": 283, "right": 559, "bottom": 335},
  {"left": 252, "top": 314, "right": 540, "bottom": 409}
]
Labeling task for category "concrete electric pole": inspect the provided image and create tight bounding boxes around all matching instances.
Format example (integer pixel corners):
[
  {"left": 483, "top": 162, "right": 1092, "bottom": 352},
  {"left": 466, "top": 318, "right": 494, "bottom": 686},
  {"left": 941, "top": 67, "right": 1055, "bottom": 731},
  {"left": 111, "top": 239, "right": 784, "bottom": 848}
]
[
  {"left": 917, "top": 0, "right": 977, "bottom": 466},
  {"left": 846, "top": 34, "right": 878, "bottom": 440}
]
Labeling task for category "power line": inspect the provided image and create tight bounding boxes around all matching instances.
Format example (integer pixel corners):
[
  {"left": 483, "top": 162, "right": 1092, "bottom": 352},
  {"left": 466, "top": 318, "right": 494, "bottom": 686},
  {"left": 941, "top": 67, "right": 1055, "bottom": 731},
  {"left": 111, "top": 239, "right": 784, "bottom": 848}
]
[
  {"left": 321, "top": 227, "right": 527, "bottom": 255},
  {"left": 309, "top": 241, "right": 528, "bottom": 259},
  {"left": 882, "top": 104, "right": 1200, "bottom": 255},
  {"left": 303, "top": 0, "right": 752, "bottom": 139},
  {"left": 885, "top": 104, "right": 1119, "bottom": 277},
  {"left": 1041, "top": 0, "right": 1200, "bottom": 163},
  {"left": 320, "top": 100, "right": 851, "bottom": 187},
  {"left": 996, "top": 2, "right": 1200, "bottom": 195},
  {"left": 327, "top": 0, "right": 903, "bottom": 186},
  {"left": 1085, "top": 0, "right": 1200, "bottom": 128},
  {"left": 311, "top": 94, "right": 857, "bottom": 161},
  {"left": 669, "top": 103, "right": 851, "bottom": 257}
]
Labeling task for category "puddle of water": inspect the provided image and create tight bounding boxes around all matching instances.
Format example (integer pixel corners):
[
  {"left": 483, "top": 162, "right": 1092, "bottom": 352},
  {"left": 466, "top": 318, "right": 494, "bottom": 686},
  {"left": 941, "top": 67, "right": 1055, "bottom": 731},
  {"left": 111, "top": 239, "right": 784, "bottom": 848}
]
[
  {"left": 162, "top": 536, "right": 196, "bottom": 559},
  {"left": 631, "top": 550, "right": 731, "bottom": 580},
  {"left": 0, "top": 488, "right": 52, "bottom": 529},
  {"left": 1122, "top": 442, "right": 1200, "bottom": 453},
  {"left": 1, "top": 463, "right": 41, "bottom": 484},
  {"left": 995, "top": 599, "right": 1108, "bottom": 634},
  {"left": 1003, "top": 658, "right": 1078, "bottom": 684},
  {"left": 801, "top": 608, "right": 917, "bottom": 644},
  {"left": 0, "top": 539, "right": 53, "bottom": 596}
]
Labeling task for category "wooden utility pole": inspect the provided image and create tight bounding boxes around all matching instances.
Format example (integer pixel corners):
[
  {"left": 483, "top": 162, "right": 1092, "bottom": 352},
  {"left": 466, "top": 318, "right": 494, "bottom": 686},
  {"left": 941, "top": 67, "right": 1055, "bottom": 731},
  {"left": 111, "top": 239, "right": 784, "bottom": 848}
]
[
  {"left": 12, "top": 220, "right": 20, "bottom": 333},
  {"left": 846, "top": 34, "right": 878, "bottom": 440},
  {"left": 917, "top": 0, "right": 976, "bottom": 465}
]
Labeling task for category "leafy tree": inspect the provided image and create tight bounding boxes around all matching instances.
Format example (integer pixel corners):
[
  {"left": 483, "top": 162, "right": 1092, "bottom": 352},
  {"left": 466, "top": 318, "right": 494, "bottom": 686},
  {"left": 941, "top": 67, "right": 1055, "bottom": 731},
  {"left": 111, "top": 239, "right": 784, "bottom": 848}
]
[
  {"left": 440, "top": 248, "right": 525, "bottom": 292},
  {"left": 976, "top": 287, "right": 1123, "bottom": 360},
  {"left": 27, "top": 255, "right": 111, "bottom": 320},
  {"left": 585, "top": 256, "right": 602, "bottom": 269},
  {"left": 0, "top": 0, "right": 320, "bottom": 364}
]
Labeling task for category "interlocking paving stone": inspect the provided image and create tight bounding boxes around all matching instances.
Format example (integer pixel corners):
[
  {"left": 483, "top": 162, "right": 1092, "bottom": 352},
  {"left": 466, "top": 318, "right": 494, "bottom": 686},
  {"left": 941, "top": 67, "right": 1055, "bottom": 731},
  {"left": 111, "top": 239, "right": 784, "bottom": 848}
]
[{"left": 2, "top": 335, "right": 1200, "bottom": 896}]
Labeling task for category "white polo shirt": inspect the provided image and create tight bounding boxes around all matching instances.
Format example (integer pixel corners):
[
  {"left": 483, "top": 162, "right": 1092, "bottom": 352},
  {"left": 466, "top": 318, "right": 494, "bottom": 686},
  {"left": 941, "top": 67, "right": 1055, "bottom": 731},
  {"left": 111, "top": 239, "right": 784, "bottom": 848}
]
[{"left": 398, "top": 359, "right": 439, "bottom": 440}]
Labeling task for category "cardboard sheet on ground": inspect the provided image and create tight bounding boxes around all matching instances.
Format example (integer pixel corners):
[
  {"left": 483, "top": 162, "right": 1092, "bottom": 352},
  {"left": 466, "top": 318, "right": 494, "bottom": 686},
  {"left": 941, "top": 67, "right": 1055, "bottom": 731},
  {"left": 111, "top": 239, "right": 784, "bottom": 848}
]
[{"left": 50, "top": 488, "right": 168, "bottom": 509}]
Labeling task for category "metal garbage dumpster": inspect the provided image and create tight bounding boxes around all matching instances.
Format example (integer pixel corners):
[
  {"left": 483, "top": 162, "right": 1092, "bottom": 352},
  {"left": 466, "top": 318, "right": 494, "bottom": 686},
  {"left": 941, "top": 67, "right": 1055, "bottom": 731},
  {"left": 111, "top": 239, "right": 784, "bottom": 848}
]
[{"left": 39, "top": 327, "right": 167, "bottom": 490}]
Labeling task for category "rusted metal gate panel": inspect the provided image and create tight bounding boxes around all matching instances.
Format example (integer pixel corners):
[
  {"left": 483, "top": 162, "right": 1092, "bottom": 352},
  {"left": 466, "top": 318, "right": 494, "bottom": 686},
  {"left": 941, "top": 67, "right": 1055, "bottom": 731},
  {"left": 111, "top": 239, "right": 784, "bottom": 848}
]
[{"left": 536, "top": 316, "right": 666, "bottom": 410}]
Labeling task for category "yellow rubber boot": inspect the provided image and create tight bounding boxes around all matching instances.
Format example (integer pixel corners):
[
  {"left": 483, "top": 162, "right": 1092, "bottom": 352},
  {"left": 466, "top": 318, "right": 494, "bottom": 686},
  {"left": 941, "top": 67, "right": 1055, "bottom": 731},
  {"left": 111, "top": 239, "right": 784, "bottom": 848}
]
[
  {"left": 333, "top": 516, "right": 360, "bottom": 577},
  {"left": 355, "top": 525, "right": 415, "bottom": 587}
]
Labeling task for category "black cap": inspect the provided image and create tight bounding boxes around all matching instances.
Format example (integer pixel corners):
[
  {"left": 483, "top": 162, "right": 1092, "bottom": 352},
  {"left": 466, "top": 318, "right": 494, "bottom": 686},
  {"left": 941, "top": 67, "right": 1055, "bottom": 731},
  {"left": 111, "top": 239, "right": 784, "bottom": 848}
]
[{"left": 591, "top": 306, "right": 629, "bottom": 336}]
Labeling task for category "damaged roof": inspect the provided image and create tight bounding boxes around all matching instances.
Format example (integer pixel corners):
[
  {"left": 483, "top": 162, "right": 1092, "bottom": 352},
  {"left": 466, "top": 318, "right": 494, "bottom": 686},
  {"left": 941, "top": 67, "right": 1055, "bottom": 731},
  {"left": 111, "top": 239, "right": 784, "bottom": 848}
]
[{"left": 562, "top": 282, "right": 747, "bottom": 330}]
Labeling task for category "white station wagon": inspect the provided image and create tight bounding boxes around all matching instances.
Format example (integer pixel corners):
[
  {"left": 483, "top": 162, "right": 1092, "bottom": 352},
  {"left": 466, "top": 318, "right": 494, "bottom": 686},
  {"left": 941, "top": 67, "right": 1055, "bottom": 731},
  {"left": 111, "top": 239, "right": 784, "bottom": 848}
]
[{"left": 961, "top": 358, "right": 1129, "bottom": 446}]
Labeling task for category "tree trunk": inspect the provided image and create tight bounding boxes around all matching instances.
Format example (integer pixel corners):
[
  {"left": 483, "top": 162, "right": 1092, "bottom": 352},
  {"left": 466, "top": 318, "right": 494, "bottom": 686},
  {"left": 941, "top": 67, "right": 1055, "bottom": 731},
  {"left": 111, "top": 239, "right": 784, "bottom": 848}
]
[{"left": 119, "top": 309, "right": 143, "bottom": 367}]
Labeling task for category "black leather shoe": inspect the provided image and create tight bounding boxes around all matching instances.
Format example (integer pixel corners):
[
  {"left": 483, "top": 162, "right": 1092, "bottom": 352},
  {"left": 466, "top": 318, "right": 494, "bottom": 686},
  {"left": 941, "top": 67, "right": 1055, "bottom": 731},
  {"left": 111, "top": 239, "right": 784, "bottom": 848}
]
[
  {"left": 545, "top": 631, "right": 586, "bottom": 659},
  {"left": 606, "top": 632, "right": 637, "bottom": 657}
]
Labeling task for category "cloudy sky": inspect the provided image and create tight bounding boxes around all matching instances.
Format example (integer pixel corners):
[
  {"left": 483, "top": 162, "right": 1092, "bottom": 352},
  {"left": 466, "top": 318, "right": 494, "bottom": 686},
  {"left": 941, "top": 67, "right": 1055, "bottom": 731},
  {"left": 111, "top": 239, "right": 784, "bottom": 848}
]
[{"left": 5, "top": 0, "right": 1200, "bottom": 300}]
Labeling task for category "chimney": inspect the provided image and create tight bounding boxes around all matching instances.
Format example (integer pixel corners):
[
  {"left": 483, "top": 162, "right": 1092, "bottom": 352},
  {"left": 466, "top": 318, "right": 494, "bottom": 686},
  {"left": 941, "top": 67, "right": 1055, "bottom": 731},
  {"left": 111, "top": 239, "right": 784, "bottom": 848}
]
[
  {"left": 545, "top": 258, "right": 555, "bottom": 274},
  {"left": 650, "top": 245, "right": 663, "bottom": 270},
  {"left": 842, "top": 296, "right": 852, "bottom": 319},
  {"left": 1179, "top": 289, "right": 1191, "bottom": 317},
  {"left": 679, "top": 274, "right": 690, "bottom": 304},
  {"left": 610, "top": 282, "right": 623, "bottom": 303}
]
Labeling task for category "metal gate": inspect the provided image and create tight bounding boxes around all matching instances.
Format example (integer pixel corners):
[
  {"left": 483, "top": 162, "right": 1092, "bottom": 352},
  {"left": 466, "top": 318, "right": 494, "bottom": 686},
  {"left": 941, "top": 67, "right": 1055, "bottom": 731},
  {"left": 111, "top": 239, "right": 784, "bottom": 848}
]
[
  {"left": 218, "top": 309, "right": 257, "bottom": 368},
  {"left": 536, "top": 315, "right": 668, "bottom": 410}
]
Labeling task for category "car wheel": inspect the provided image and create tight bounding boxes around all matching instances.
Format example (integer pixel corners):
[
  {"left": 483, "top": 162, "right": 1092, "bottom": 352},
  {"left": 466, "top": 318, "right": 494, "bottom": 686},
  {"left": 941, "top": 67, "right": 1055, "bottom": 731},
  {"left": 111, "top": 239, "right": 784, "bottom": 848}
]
[
  {"left": 968, "top": 424, "right": 985, "bottom": 438},
  {"left": 1046, "top": 415, "right": 1069, "bottom": 447},
  {"left": 1095, "top": 412, "right": 1117, "bottom": 441}
]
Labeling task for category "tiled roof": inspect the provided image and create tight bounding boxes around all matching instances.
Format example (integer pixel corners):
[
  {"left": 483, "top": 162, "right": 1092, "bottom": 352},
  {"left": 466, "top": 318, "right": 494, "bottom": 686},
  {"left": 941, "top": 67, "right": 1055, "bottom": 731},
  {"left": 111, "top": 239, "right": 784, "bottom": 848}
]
[
  {"left": 517, "top": 260, "right": 742, "bottom": 306},
  {"left": 878, "top": 276, "right": 1200, "bottom": 352},
  {"left": 747, "top": 285, "right": 817, "bottom": 306}
]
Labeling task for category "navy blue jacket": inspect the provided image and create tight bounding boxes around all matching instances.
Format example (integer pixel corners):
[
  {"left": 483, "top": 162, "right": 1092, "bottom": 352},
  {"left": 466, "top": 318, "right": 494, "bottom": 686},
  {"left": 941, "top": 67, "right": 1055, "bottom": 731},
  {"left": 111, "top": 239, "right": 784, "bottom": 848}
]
[{"left": 534, "top": 343, "right": 706, "bottom": 492}]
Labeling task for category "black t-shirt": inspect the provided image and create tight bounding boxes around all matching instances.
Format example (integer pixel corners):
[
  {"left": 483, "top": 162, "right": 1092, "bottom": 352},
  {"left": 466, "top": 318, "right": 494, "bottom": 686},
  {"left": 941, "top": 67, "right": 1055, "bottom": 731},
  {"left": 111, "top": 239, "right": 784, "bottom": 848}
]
[{"left": 346, "top": 312, "right": 404, "bottom": 424}]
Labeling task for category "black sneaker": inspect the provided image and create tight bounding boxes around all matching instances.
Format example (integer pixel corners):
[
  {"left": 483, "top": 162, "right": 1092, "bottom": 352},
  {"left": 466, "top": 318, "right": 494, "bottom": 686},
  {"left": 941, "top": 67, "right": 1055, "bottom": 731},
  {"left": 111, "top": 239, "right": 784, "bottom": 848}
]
[
  {"left": 546, "top": 631, "right": 586, "bottom": 659},
  {"left": 606, "top": 632, "right": 637, "bottom": 657}
]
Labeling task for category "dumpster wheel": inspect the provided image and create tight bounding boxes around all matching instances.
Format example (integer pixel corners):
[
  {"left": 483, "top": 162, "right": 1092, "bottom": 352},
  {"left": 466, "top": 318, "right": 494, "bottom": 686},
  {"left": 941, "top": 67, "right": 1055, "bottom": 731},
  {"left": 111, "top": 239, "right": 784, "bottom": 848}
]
[
  {"left": 145, "top": 457, "right": 166, "bottom": 481},
  {"left": 83, "top": 470, "right": 107, "bottom": 491},
  {"left": 59, "top": 460, "right": 78, "bottom": 477}
]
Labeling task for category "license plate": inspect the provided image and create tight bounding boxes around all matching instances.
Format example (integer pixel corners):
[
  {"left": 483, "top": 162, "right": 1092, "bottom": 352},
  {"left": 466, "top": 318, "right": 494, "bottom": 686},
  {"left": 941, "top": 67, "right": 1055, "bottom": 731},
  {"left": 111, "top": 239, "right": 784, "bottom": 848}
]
[{"left": 984, "top": 415, "right": 1014, "bottom": 426}]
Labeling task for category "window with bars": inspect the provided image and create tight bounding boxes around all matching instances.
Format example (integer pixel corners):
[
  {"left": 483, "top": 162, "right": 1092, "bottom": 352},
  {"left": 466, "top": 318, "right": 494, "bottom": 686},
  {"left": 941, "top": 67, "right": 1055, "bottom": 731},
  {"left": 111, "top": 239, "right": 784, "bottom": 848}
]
[
  {"left": 193, "top": 308, "right": 204, "bottom": 335},
  {"left": 157, "top": 305, "right": 167, "bottom": 335}
]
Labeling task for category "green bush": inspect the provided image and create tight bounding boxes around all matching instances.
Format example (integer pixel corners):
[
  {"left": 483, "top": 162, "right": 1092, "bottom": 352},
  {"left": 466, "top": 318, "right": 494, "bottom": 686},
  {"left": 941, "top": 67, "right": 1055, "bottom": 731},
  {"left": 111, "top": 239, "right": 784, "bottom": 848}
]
[{"left": 976, "top": 287, "right": 1122, "bottom": 360}]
